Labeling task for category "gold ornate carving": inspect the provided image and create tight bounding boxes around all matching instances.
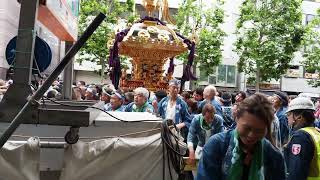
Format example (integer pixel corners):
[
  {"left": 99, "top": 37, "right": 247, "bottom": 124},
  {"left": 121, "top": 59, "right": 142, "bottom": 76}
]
[
  {"left": 158, "top": 32, "right": 170, "bottom": 42},
  {"left": 147, "top": 26, "right": 159, "bottom": 34},
  {"left": 115, "top": 19, "right": 187, "bottom": 92},
  {"left": 137, "top": 29, "right": 151, "bottom": 41}
]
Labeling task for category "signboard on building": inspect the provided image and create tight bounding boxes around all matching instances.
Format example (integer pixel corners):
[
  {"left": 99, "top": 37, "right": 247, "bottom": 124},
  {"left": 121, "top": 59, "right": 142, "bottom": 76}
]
[
  {"left": 281, "top": 76, "right": 320, "bottom": 93},
  {"left": 38, "top": 0, "right": 79, "bottom": 41},
  {"left": 259, "top": 83, "right": 280, "bottom": 90},
  {"left": 304, "top": 72, "right": 319, "bottom": 79},
  {"left": 285, "top": 69, "right": 301, "bottom": 78}
]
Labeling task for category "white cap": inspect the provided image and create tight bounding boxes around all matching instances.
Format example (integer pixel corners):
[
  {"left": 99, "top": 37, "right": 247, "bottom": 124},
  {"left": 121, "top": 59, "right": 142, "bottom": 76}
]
[{"left": 287, "top": 97, "right": 315, "bottom": 113}]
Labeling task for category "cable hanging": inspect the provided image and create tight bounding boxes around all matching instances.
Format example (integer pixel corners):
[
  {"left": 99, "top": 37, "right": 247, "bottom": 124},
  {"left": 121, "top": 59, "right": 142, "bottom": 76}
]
[
  {"left": 39, "top": 93, "right": 187, "bottom": 177},
  {"left": 42, "top": 96, "right": 161, "bottom": 122},
  {"left": 161, "top": 119, "right": 186, "bottom": 180}
]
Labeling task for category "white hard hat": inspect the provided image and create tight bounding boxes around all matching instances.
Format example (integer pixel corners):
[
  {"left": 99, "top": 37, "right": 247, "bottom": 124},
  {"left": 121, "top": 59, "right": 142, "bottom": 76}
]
[{"left": 287, "top": 97, "right": 315, "bottom": 113}]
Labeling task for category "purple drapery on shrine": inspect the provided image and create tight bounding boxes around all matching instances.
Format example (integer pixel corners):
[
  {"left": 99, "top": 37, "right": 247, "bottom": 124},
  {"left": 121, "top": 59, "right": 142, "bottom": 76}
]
[
  {"left": 108, "top": 16, "right": 196, "bottom": 89},
  {"left": 175, "top": 33, "right": 197, "bottom": 91},
  {"left": 167, "top": 57, "right": 174, "bottom": 74},
  {"left": 181, "top": 39, "right": 197, "bottom": 81},
  {"left": 148, "top": 16, "right": 197, "bottom": 83},
  {"left": 108, "top": 29, "right": 129, "bottom": 89},
  {"left": 139, "top": 16, "right": 166, "bottom": 25}
]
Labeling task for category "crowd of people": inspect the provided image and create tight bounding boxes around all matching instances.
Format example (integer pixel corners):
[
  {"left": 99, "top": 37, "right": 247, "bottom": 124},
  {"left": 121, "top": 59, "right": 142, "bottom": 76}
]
[
  {"left": 69, "top": 79, "right": 320, "bottom": 180},
  {"left": 2, "top": 77, "right": 320, "bottom": 180}
]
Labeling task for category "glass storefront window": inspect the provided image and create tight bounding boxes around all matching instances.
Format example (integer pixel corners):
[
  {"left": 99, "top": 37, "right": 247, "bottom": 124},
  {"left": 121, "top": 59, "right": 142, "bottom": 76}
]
[
  {"left": 217, "top": 65, "right": 226, "bottom": 83},
  {"left": 199, "top": 70, "right": 208, "bottom": 81},
  {"left": 227, "top": 65, "right": 236, "bottom": 84},
  {"left": 199, "top": 65, "right": 236, "bottom": 87},
  {"left": 209, "top": 76, "right": 216, "bottom": 84},
  {"left": 306, "top": 14, "right": 315, "bottom": 25}
]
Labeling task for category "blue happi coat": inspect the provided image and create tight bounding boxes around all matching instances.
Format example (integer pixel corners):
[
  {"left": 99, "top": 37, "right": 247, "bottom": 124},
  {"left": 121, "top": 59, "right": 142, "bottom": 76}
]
[
  {"left": 276, "top": 106, "right": 289, "bottom": 144},
  {"left": 199, "top": 99, "right": 224, "bottom": 119},
  {"left": 158, "top": 96, "right": 192, "bottom": 128},
  {"left": 187, "top": 114, "right": 224, "bottom": 148},
  {"left": 197, "top": 130, "right": 286, "bottom": 180}
]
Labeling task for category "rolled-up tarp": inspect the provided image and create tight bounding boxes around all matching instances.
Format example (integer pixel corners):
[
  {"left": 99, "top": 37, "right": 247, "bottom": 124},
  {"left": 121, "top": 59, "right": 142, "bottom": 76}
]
[
  {"left": 59, "top": 131, "right": 186, "bottom": 180},
  {"left": 0, "top": 137, "right": 40, "bottom": 180}
]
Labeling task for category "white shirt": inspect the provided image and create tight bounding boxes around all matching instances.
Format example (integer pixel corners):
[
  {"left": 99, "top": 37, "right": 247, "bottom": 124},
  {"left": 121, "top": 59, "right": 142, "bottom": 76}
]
[
  {"left": 205, "top": 129, "right": 211, "bottom": 143},
  {"left": 166, "top": 100, "right": 176, "bottom": 120}
]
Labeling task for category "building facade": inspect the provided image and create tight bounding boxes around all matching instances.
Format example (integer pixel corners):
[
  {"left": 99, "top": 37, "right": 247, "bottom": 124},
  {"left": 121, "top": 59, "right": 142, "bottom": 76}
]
[
  {"left": 0, "top": 0, "right": 79, "bottom": 80},
  {"left": 280, "top": 0, "right": 320, "bottom": 95},
  {"left": 78, "top": 0, "right": 320, "bottom": 93},
  {"left": 197, "top": 0, "right": 320, "bottom": 95}
]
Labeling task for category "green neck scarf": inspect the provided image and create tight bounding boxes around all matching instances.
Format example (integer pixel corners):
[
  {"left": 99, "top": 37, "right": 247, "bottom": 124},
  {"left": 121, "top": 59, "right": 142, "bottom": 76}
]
[
  {"left": 133, "top": 102, "right": 147, "bottom": 112},
  {"left": 199, "top": 115, "right": 211, "bottom": 131},
  {"left": 228, "top": 130, "right": 264, "bottom": 180}
]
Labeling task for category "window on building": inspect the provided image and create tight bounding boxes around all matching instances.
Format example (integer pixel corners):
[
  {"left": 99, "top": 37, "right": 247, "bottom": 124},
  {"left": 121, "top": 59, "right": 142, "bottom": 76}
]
[
  {"left": 217, "top": 65, "right": 226, "bottom": 84},
  {"left": 208, "top": 75, "right": 216, "bottom": 84},
  {"left": 306, "top": 14, "right": 315, "bottom": 25},
  {"left": 199, "top": 67, "right": 217, "bottom": 82},
  {"left": 199, "top": 65, "right": 237, "bottom": 87},
  {"left": 285, "top": 65, "right": 301, "bottom": 78},
  {"left": 227, "top": 66, "right": 236, "bottom": 84},
  {"left": 199, "top": 70, "right": 208, "bottom": 82}
]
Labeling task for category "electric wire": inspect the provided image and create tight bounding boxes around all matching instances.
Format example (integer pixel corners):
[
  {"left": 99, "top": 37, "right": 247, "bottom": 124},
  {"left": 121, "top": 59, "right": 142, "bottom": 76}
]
[
  {"left": 42, "top": 96, "right": 161, "bottom": 122},
  {"left": 31, "top": 87, "right": 187, "bottom": 177}
]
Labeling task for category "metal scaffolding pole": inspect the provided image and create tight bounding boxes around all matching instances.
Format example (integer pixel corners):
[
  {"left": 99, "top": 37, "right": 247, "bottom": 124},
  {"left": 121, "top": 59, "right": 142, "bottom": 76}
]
[
  {"left": 62, "top": 41, "right": 74, "bottom": 100},
  {"left": 9, "top": 140, "right": 66, "bottom": 149},
  {"left": 0, "top": 13, "right": 106, "bottom": 149}
]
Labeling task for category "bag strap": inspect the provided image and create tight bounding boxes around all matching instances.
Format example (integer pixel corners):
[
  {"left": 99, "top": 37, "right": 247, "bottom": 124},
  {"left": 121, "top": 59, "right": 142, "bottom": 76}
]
[{"left": 222, "top": 130, "right": 232, "bottom": 156}]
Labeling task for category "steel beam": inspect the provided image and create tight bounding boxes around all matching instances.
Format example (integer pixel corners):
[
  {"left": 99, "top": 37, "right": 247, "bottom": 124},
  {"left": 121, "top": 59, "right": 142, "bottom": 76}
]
[
  {"left": 0, "top": 0, "right": 39, "bottom": 121},
  {"left": 0, "top": 13, "right": 106, "bottom": 148},
  {"left": 62, "top": 41, "right": 74, "bottom": 100}
]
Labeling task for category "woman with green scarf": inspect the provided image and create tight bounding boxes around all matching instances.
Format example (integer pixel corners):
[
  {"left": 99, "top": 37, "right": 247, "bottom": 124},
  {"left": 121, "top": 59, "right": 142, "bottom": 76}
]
[{"left": 197, "top": 93, "right": 286, "bottom": 180}]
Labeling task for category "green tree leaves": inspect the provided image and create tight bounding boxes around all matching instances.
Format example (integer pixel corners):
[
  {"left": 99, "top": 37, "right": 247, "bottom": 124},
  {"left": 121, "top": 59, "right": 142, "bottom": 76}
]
[
  {"left": 78, "top": 0, "right": 136, "bottom": 80},
  {"left": 175, "top": 0, "right": 226, "bottom": 76},
  {"left": 302, "top": 9, "right": 320, "bottom": 87},
  {"left": 235, "top": 0, "right": 303, "bottom": 88}
]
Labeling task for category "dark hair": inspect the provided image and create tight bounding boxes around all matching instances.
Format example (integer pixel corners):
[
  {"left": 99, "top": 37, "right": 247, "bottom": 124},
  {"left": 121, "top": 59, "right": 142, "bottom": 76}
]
[
  {"left": 231, "top": 93, "right": 237, "bottom": 104},
  {"left": 236, "top": 93, "right": 275, "bottom": 146},
  {"left": 155, "top": 90, "right": 167, "bottom": 101},
  {"left": 274, "top": 91, "right": 288, "bottom": 107},
  {"left": 202, "top": 103, "right": 216, "bottom": 116},
  {"left": 96, "top": 85, "right": 102, "bottom": 96},
  {"left": 47, "top": 90, "right": 57, "bottom": 99},
  {"left": 291, "top": 109, "right": 315, "bottom": 128},
  {"left": 181, "top": 91, "right": 191, "bottom": 99},
  {"left": 194, "top": 87, "right": 204, "bottom": 96},
  {"left": 186, "top": 99, "right": 198, "bottom": 114},
  {"left": 238, "top": 91, "right": 246, "bottom": 99},
  {"left": 79, "top": 81, "right": 86, "bottom": 86},
  {"left": 124, "top": 92, "right": 134, "bottom": 104},
  {"left": 221, "top": 92, "right": 232, "bottom": 106}
]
